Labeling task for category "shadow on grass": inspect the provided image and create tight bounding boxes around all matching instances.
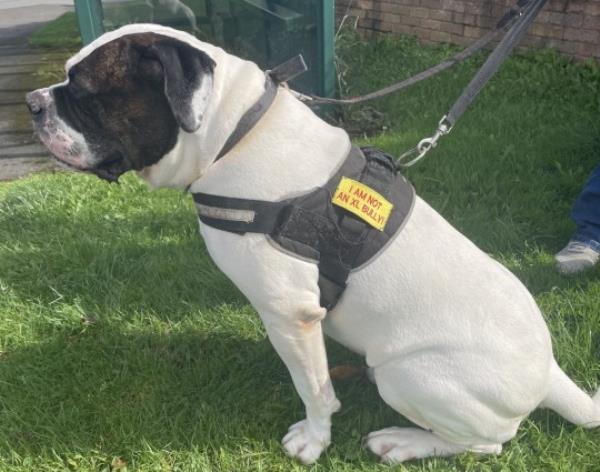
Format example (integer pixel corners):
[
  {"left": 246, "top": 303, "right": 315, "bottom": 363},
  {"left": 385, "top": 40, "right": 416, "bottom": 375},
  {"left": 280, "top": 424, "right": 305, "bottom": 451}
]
[
  {"left": 0, "top": 329, "right": 283, "bottom": 452},
  {"left": 0, "top": 199, "right": 246, "bottom": 321},
  {"left": 0, "top": 325, "right": 391, "bottom": 463},
  {"left": 0, "top": 323, "right": 595, "bottom": 469},
  {"left": 0, "top": 180, "right": 399, "bottom": 464}
]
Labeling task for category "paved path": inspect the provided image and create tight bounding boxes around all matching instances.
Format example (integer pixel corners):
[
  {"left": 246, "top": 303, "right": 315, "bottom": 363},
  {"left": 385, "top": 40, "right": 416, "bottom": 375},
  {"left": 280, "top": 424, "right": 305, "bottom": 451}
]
[
  {"left": 0, "top": 2, "right": 73, "bottom": 180},
  {"left": 0, "top": 1, "right": 73, "bottom": 29}
]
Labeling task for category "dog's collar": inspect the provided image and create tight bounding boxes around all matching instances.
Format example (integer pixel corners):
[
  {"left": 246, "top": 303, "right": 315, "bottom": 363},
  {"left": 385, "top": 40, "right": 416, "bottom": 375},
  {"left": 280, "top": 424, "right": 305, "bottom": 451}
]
[{"left": 214, "top": 55, "right": 308, "bottom": 162}]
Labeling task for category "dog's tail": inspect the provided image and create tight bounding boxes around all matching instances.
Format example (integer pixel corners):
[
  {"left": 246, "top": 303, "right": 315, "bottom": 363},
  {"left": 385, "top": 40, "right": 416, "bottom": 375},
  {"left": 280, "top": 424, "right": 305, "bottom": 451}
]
[{"left": 540, "top": 360, "right": 600, "bottom": 428}]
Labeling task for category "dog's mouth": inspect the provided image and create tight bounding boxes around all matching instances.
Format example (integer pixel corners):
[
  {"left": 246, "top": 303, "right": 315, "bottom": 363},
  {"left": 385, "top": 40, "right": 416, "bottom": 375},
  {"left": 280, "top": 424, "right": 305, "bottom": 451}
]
[
  {"left": 51, "top": 154, "right": 85, "bottom": 172},
  {"left": 38, "top": 132, "right": 89, "bottom": 171},
  {"left": 35, "top": 125, "right": 130, "bottom": 183},
  {"left": 50, "top": 150, "right": 128, "bottom": 183},
  {"left": 90, "top": 152, "right": 129, "bottom": 183}
]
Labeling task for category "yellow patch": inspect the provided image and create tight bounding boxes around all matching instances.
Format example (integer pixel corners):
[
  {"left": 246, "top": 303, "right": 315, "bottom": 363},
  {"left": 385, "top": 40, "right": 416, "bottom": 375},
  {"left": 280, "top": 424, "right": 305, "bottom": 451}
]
[{"left": 332, "top": 177, "right": 393, "bottom": 231}]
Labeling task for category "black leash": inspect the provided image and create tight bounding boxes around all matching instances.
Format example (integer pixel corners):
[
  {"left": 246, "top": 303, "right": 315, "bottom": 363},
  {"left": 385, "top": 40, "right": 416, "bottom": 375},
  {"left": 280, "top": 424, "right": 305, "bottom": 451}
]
[
  {"left": 295, "top": 0, "right": 547, "bottom": 167},
  {"left": 303, "top": 0, "right": 539, "bottom": 107},
  {"left": 211, "top": 0, "right": 546, "bottom": 167},
  {"left": 447, "top": 0, "right": 547, "bottom": 128},
  {"left": 396, "top": 0, "right": 547, "bottom": 168},
  {"left": 396, "top": 0, "right": 547, "bottom": 167}
]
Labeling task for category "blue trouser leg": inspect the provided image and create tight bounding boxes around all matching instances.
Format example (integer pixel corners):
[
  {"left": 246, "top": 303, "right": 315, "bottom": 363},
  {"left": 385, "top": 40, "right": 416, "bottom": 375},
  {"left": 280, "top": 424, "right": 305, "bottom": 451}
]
[{"left": 571, "top": 163, "right": 600, "bottom": 252}]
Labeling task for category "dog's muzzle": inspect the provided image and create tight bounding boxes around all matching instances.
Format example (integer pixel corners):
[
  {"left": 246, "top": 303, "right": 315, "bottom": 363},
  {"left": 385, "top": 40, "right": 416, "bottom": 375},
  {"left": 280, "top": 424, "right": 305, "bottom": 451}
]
[{"left": 26, "top": 90, "right": 48, "bottom": 119}]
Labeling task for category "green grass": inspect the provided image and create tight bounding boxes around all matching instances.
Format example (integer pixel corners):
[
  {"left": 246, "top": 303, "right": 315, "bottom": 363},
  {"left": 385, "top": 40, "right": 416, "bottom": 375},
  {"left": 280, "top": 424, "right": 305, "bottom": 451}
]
[
  {"left": 29, "top": 12, "right": 82, "bottom": 50},
  {"left": 1, "top": 34, "right": 600, "bottom": 470}
]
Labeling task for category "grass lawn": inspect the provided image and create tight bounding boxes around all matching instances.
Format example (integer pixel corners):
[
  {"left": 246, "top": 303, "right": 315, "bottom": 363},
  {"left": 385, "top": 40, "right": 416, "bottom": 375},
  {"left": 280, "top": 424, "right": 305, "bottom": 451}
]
[{"left": 1, "top": 33, "right": 600, "bottom": 471}]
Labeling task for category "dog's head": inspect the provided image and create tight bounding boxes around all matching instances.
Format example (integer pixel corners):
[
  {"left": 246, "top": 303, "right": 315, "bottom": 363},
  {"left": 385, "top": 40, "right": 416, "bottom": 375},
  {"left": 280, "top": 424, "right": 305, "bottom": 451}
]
[{"left": 26, "top": 27, "right": 216, "bottom": 182}]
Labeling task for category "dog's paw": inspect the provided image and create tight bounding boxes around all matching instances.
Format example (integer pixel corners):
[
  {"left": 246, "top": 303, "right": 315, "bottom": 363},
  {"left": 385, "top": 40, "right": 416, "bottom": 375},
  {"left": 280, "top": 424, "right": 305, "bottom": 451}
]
[
  {"left": 365, "top": 427, "right": 484, "bottom": 464},
  {"left": 282, "top": 419, "right": 330, "bottom": 464}
]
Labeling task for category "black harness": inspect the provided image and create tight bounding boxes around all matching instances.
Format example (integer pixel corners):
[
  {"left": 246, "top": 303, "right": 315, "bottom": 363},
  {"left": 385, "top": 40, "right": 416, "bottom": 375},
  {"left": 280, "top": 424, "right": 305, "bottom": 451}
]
[{"left": 192, "top": 59, "right": 415, "bottom": 310}]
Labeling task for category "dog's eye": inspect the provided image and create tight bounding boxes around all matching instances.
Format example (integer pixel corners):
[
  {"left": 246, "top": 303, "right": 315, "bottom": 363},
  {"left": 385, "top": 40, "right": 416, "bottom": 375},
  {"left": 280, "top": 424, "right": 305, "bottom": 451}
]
[
  {"left": 67, "top": 70, "right": 93, "bottom": 98},
  {"left": 67, "top": 73, "right": 85, "bottom": 97}
]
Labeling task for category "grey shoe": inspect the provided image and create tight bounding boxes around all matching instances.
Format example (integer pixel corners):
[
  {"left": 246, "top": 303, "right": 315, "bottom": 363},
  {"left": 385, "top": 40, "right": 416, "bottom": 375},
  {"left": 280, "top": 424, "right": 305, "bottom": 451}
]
[{"left": 555, "top": 240, "right": 600, "bottom": 274}]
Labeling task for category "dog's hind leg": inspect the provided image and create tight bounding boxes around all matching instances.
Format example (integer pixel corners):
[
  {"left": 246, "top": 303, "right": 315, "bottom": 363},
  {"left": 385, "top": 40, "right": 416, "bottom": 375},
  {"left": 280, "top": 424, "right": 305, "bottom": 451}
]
[
  {"left": 366, "top": 359, "right": 516, "bottom": 464},
  {"left": 540, "top": 360, "right": 600, "bottom": 428},
  {"left": 366, "top": 427, "right": 500, "bottom": 464}
]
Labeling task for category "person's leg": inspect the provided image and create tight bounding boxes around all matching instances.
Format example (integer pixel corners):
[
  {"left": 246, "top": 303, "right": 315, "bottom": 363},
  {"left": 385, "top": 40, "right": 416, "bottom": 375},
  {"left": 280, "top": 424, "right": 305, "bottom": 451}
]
[
  {"left": 556, "top": 164, "right": 600, "bottom": 273},
  {"left": 571, "top": 164, "right": 600, "bottom": 245}
]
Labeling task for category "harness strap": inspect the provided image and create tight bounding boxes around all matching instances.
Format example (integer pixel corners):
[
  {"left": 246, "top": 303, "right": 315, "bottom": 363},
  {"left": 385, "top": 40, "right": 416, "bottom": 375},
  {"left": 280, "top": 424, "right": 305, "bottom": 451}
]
[
  {"left": 193, "top": 191, "right": 350, "bottom": 309},
  {"left": 193, "top": 192, "right": 289, "bottom": 234},
  {"left": 318, "top": 257, "right": 350, "bottom": 310}
]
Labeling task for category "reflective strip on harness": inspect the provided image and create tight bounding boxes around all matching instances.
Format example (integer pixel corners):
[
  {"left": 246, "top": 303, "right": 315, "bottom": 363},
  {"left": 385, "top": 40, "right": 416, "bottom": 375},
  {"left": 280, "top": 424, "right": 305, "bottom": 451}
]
[
  {"left": 196, "top": 204, "right": 256, "bottom": 223},
  {"left": 193, "top": 146, "right": 415, "bottom": 310}
]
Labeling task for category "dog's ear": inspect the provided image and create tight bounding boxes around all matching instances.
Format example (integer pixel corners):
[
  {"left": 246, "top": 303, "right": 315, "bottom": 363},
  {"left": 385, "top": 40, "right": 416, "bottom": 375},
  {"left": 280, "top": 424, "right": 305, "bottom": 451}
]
[{"left": 144, "top": 38, "right": 216, "bottom": 133}]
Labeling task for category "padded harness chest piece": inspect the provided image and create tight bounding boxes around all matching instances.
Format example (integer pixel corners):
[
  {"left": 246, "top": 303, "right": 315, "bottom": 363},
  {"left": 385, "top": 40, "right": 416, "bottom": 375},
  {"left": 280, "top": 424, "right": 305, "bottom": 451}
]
[{"left": 193, "top": 146, "right": 415, "bottom": 311}]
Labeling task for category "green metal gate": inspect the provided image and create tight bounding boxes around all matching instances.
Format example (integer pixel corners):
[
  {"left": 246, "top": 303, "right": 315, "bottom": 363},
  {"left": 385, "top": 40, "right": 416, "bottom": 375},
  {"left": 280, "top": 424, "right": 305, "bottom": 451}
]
[{"left": 74, "top": 0, "right": 335, "bottom": 97}]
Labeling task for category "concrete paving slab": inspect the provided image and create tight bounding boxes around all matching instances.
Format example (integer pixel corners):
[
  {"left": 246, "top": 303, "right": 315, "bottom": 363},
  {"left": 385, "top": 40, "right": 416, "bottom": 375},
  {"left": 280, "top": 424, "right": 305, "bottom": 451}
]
[
  {"left": 0, "top": 156, "right": 59, "bottom": 181},
  {"left": 0, "top": 1, "right": 73, "bottom": 9},
  {"left": 0, "top": 74, "right": 45, "bottom": 91},
  {"left": 0, "top": 131, "right": 37, "bottom": 147},
  {"left": 0, "top": 52, "right": 65, "bottom": 65},
  {"left": 0, "top": 24, "right": 41, "bottom": 46},
  {"left": 0, "top": 2, "right": 75, "bottom": 180},
  {"left": 0, "top": 5, "right": 74, "bottom": 30},
  {"left": 0, "top": 101, "right": 25, "bottom": 107},
  {"left": 0, "top": 123, "right": 30, "bottom": 134},
  {"left": 0, "top": 143, "right": 49, "bottom": 157},
  {"left": 0, "top": 100, "right": 35, "bottom": 134},
  {"left": 0, "top": 70, "right": 38, "bottom": 79},
  {"left": 0, "top": 60, "right": 46, "bottom": 68},
  {"left": 0, "top": 63, "right": 41, "bottom": 73},
  {"left": 0, "top": 44, "right": 31, "bottom": 54},
  {"left": 0, "top": 92, "right": 29, "bottom": 104}
]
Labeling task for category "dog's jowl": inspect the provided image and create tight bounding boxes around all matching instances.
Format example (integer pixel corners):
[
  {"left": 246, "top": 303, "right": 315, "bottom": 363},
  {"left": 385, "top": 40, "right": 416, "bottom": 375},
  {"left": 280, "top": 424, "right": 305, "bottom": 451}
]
[{"left": 28, "top": 24, "right": 600, "bottom": 465}]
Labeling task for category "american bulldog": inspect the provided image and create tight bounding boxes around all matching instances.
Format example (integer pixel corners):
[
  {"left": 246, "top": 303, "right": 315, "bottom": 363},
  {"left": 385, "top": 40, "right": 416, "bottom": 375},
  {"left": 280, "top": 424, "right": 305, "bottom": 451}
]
[{"left": 26, "top": 24, "right": 599, "bottom": 465}]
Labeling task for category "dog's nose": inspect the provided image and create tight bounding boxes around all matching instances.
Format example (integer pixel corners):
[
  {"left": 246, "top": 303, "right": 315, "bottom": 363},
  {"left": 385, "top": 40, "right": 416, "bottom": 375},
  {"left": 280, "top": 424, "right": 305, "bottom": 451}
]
[{"left": 25, "top": 91, "right": 44, "bottom": 116}]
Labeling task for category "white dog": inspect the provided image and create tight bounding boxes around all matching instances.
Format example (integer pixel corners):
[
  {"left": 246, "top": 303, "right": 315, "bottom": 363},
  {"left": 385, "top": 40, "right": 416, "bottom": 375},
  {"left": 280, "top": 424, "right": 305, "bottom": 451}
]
[{"left": 26, "top": 24, "right": 599, "bottom": 465}]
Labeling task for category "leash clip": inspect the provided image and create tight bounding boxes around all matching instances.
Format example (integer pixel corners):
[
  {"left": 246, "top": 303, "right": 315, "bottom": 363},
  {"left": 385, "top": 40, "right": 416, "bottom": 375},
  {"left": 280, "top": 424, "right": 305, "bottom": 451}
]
[{"left": 397, "top": 115, "right": 453, "bottom": 168}]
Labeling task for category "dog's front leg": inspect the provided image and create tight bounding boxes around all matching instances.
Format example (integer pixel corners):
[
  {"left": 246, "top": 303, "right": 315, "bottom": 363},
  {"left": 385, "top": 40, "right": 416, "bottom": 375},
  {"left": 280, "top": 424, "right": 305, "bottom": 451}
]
[
  {"left": 198, "top": 229, "right": 341, "bottom": 463},
  {"left": 260, "top": 307, "right": 341, "bottom": 464}
]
